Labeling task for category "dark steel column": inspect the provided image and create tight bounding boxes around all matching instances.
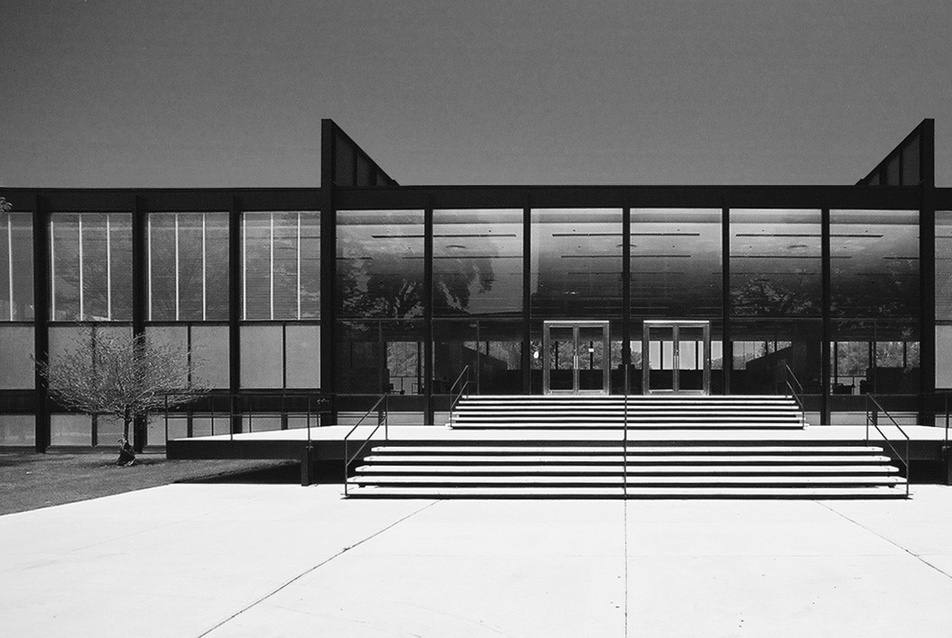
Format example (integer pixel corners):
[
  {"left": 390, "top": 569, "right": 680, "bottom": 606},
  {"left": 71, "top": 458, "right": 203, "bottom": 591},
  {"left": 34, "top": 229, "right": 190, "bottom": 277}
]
[
  {"left": 920, "top": 119, "right": 936, "bottom": 403},
  {"left": 131, "top": 195, "right": 147, "bottom": 451},
  {"left": 622, "top": 205, "right": 631, "bottom": 393},
  {"left": 821, "top": 207, "right": 831, "bottom": 425},
  {"left": 721, "top": 204, "right": 731, "bottom": 395},
  {"left": 522, "top": 195, "right": 531, "bottom": 393},
  {"left": 423, "top": 199, "right": 434, "bottom": 423},
  {"left": 320, "top": 120, "right": 338, "bottom": 424},
  {"left": 229, "top": 194, "right": 242, "bottom": 434},
  {"left": 32, "top": 193, "right": 50, "bottom": 452}
]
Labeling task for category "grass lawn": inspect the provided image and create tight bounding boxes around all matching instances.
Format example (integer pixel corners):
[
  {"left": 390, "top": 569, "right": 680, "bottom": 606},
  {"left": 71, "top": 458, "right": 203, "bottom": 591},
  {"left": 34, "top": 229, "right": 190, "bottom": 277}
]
[{"left": 0, "top": 450, "right": 298, "bottom": 516}]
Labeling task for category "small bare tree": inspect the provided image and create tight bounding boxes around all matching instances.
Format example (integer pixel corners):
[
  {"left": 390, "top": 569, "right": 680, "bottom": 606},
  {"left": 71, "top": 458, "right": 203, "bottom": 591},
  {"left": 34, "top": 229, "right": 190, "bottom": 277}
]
[{"left": 36, "top": 330, "right": 208, "bottom": 458}]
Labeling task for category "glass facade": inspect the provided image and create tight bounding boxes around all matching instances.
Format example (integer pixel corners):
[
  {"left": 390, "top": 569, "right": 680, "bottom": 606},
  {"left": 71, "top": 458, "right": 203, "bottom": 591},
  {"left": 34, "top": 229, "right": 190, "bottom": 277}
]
[{"left": 0, "top": 188, "right": 946, "bottom": 445}]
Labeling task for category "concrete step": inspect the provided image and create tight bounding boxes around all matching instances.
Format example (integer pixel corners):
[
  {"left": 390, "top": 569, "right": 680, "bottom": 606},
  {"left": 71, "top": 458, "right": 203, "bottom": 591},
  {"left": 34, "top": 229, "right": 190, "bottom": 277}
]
[
  {"left": 355, "top": 464, "right": 899, "bottom": 475},
  {"left": 370, "top": 445, "right": 886, "bottom": 455},
  {"left": 449, "top": 421, "right": 805, "bottom": 429},
  {"left": 362, "top": 454, "right": 895, "bottom": 465},
  {"left": 350, "top": 474, "right": 905, "bottom": 486}
]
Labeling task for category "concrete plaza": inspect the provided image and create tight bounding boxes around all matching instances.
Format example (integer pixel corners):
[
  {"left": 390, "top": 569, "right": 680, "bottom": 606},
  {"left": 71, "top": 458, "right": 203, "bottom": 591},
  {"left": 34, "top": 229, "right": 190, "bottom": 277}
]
[{"left": 2, "top": 484, "right": 952, "bottom": 637}]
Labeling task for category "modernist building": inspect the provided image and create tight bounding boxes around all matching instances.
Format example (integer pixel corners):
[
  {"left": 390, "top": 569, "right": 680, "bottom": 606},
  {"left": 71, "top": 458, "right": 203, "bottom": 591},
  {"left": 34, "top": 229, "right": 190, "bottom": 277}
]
[{"left": 1, "top": 118, "right": 950, "bottom": 451}]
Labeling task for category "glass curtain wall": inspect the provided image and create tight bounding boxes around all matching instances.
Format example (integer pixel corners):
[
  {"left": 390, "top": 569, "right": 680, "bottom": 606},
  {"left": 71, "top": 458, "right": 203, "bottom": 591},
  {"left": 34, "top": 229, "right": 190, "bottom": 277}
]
[
  {"left": 730, "top": 209, "right": 822, "bottom": 395},
  {"left": 632, "top": 209, "right": 722, "bottom": 393},
  {"left": 530, "top": 209, "right": 622, "bottom": 391},
  {"left": 433, "top": 209, "right": 523, "bottom": 395},
  {"left": 937, "top": 211, "right": 952, "bottom": 388},
  {"left": 0, "top": 210, "right": 35, "bottom": 444},
  {"left": 239, "top": 212, "right": 321, "bottom": 397},
  {"left": 831, "top": 210, "right": 919, "bottom": 396},
  {"left": 336, "top": 210, "right": 425, "bottom": 399}
]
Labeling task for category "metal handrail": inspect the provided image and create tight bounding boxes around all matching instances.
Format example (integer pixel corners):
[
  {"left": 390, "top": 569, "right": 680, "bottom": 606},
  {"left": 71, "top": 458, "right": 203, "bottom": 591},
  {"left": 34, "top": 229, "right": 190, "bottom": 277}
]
[
  {"left": 782, "top": 364, "right": 806, "bottom": 418},
  {"left": 448, "top": 365, "right": 471, "bottom": 428},
  {"left": 342, "top": 392, "right": 390, "bottom": 496},
  {"left": 866, "top": 394, "right": 911, "bottom": 498}
]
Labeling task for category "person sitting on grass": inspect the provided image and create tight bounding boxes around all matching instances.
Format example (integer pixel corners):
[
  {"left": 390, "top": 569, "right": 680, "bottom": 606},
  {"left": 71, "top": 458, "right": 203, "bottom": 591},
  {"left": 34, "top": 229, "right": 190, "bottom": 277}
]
[{"left": 116, "top": 438, "right": 136, "bottom": 467}]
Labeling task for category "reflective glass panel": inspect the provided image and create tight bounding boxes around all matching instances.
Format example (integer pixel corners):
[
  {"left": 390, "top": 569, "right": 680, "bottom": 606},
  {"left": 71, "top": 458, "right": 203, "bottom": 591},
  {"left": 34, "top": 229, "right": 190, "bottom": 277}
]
[
  {"left": 936, "top": 211, "right": 952, "bottom": 320},
  {"left": 336, "top": 320, "right": 426, "bottom": 394},
  {"left": 631, "top": 209, "right": 721, "bottom": 318},
  {"left": 831, "top": 210, "right": 918, "bottom": 318},
  {"left": 531, "top": 209, "right": 622, "bottom": 318},
  {"left": 731, "top": 319, "right": 821, "bottom": 395},
  {"left": 730, "top": 209, "right": 821, "bottom": 317},
  {"left": 433, "top": 209, "right": 522, "bottom": 317},
  {"left": 337, "top": 211, "right": 424, "bottom": 319}
]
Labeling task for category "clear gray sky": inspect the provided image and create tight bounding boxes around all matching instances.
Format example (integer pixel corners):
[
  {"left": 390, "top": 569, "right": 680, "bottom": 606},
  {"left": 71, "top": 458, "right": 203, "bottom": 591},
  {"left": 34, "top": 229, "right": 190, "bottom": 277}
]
[{"left": 1, "top": 0, "right": 951, "bottom": 187}]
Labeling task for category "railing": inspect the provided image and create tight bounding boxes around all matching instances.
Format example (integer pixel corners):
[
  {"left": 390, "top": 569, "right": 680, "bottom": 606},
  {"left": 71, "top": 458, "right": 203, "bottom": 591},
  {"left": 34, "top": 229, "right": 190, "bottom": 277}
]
[
  {"left": 447, "top": 365, "right": 471, "bottom": 428},
  {"left": 158, "top": 390, "right": 327, "bottom": 447},
  {"left": 342, "top": 393, "right": 390, "bottom": 497},
  {"left": 865, "top": 394, "right": 911, "bottom": 498},
  {"left": 782, "top": 364, "right": 806, "bottom": 420}
]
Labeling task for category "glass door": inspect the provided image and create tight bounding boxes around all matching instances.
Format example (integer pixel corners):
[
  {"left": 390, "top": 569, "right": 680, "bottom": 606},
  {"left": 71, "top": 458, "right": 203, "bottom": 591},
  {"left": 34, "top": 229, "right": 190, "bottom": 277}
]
[
  {"left": 543, "top": 321, "right": 610, "bottom": 394},
  {"left": 643, "top": 320, "right": 711, "bottom": 394}
]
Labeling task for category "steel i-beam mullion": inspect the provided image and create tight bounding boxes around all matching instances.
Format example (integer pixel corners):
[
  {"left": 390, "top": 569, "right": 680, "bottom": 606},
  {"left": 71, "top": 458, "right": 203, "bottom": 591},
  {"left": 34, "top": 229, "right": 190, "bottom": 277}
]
[
  {"left": 423, "top": 199, "right": 434, "bottom": 423},
  {"left": 721, "top": 204, "right": 731, "bottom": 395},
  {"left": 622, "top": 205, "right": 631, "bottom": 394},
  {"left": 33, "top": 193, "right": 50, "bottom": 452},
  {"left": 821, "top": 207, "right": 831, "bottom": 425}
]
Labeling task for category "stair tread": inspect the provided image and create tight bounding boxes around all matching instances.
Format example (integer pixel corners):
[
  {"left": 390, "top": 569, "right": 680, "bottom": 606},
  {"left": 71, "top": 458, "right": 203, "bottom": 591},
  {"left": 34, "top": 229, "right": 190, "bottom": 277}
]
[
  {"left": 356, "top": 464, "right": 899, "bottom": 474},
  {"left": 371, "top": 445, "right": 885, "bottom": 454},
  {"left": 363, "top": 455, "right": 894, "bottom": 464},
  {"left": 351, "top": 474, "right": 904, "bottom": 485},
  {"left": 345, "top": 485, "right": 906, "bottom": 498}
]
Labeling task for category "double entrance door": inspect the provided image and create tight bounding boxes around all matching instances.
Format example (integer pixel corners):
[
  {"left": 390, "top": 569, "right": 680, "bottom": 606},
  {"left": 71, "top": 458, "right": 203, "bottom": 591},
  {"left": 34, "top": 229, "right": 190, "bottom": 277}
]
[
  {"left": 543, "top": 321, "right": 610, "bottom": 394},
  {"left": 542, "top": 319, "right": 712, "bottom": 395},
  {"left": 642, "top": 320, "right": 711, "bottom": 394}
]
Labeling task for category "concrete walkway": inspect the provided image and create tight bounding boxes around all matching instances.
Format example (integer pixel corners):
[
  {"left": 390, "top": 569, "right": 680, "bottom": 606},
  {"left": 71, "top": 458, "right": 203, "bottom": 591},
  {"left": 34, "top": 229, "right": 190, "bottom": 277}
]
[{"left": 2, "top": 485, "right": 952, "bottom": 637}]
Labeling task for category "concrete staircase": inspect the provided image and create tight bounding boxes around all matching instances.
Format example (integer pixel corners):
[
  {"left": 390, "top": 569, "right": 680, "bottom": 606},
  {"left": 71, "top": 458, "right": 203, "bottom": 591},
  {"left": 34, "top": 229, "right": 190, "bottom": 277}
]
[{"left": 345, "top": 395, "right": 907, "bottom": 499}]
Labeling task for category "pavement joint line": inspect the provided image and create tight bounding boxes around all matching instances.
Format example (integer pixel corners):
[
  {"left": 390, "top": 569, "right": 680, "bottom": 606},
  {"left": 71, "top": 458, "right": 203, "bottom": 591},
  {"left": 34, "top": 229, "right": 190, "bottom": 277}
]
[
  {"left": 817, "top": 499, "right": 952, "bottom": 582},
  {"left": 195, "top": 498, "right": 441, "bottom": 638},
  {"left": 623, "top": 498, "right": 629, "bottom": 638}
]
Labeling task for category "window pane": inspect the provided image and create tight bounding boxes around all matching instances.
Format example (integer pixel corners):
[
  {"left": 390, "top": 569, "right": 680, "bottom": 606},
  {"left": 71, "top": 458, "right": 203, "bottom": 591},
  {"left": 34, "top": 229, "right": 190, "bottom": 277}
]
[
  {"left": 936, "top": 324, "right": 952, "bottom": 389},
  {"left": 50, "top": 213, "right": 131, "bottom": 321},
  {"left": 632, "top": 208, "right": 721, "bottom": 318},
  {"left": 51, "top": 414, "right": 91, "bottom": 446},
  {"left": 433, "top": 209, "right": 523, "bottom": 317},
  {"left": 831, "top": 210, "right": 918, "bottom": 318},
  {"left": 336, "top": 320, "right": 426, "bottom": 394},
  {"left": 240, "top": 325, "right": 283, "bottom": 388},
  {"left": 730, "top": 209, "right": 820, "bottom": 317},
  {"left": 936, "top": 211, "right": 952, "bottom": 321},
  {"left": 731, "top": 319, "right": 821, "bottom": 395},
  {"left": 901, "top": 135, "right": 920, "bottom": 186},
  {"left": 531, "top": 208, "right": 622, "bottom": 318},
  {"left": 285, "top": 324, "right": 320, "bottom": 388},
  {"left": 337, "top": 210, "right": 424, "bottom": 319},
  {"left": 192, "top": 325, "right": 230, "bottom": 388},
  {"left": 0, "top": 325, "right": 34, "bottom": 389},
  {"left": 0, "top": 415, "right": 34, "bottom": 446},
  {"left": 0, "top": 212, "right": 34, "bottom": 321},
  {"left": 242, "top": 212, "right": 319, "bottom": 320}
]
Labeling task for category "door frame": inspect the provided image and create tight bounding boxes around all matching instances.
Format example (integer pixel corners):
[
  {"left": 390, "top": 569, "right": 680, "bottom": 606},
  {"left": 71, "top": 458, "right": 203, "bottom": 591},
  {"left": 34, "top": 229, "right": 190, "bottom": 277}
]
[
  {"left": 542, "top": 320, "right": 611, "bottom": 395},
  {"left": 642, "top": 319, "right": 711, "bottom": 395}
]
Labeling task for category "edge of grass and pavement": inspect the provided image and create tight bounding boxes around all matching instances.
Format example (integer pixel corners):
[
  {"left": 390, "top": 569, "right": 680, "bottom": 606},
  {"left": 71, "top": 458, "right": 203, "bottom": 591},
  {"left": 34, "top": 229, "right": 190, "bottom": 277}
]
[{"left": 0, "top": 450, "right": 299, "bottom": 516}]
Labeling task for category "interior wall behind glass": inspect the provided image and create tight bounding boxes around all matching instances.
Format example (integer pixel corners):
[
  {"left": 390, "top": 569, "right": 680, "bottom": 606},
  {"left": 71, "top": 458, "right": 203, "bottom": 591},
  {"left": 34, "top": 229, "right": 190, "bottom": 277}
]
[
  {"left": 336, "top": 320, "right": 425, "bottom": 394},
  {"left": 337, "top": 210, "right": 424, "bottom": 319},
  {"left": 936, "top": 211, "right": 952, "bottom": 320},
  {"left": 50, "top": 213, "right": 132, "bottom": 321},
  {"left": 631, "top": 209, "right": 720, "bottom": 318},
  {"left": 242, "top": 212, "right": 320, "bottom": 320},
  {"left": 0, "top": 212, "right": 34, "bottom": 321},
  {"left": 730, "top": 319, "right": 822, "bottom": 395},
  {"left": 148, "top": 212, "right": 229, "bottom": 321},
  {"left": 531, "top": 209, "right": 622, "bottom": 318},
  {"left": 730, "top": 209, "right": 820, "bottom": 317},
  {"left": 831, "top": 210, "right": 919, "bottom": 318},
  {"left": 433, "top": 320, "right": 523, "bottom": 394},
  {"left": 433, "top": 209, "right": 522, "bottom": 317}
]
